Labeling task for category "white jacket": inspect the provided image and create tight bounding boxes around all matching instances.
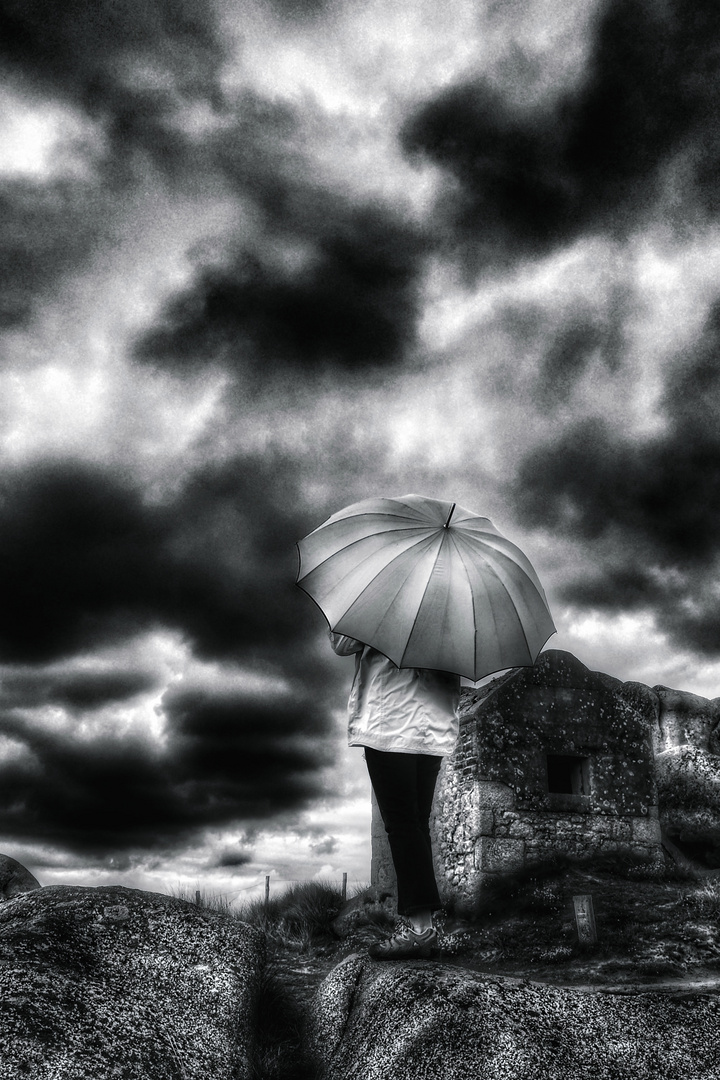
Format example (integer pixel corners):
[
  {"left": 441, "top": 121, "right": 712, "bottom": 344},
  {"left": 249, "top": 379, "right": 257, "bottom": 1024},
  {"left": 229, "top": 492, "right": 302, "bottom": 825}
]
[{"left": 329, "top": 632, "right": 461, "bottom": 757}]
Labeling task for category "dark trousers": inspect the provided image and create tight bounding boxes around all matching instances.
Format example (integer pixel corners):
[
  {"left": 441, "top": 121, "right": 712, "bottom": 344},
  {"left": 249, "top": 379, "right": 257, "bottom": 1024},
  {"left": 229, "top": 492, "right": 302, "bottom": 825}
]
[{"left": 364, "top": 747, "right": 443, "bottom": 916}]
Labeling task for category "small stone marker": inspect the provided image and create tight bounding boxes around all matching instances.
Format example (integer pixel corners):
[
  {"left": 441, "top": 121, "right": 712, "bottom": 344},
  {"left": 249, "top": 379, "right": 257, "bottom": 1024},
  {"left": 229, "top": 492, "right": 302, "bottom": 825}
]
[{"left": 572, "top": 894, "right": 597, "bottom": 943}]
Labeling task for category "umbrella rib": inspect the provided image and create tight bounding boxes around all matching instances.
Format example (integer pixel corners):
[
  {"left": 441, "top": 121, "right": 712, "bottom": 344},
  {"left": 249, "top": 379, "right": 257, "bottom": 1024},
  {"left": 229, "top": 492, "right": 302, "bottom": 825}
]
[
  {"left": 458, "top": 530, "right": 548, "bottom": 596},
  {"left": 398, "top": 536, "right": 447, "bottom": 669},
  {"left": 299, "top": 525, "right": 432, "bottom": 578},
  {"left": 447, "top": 530, "right": 478, "bottom": 671},
  {"left": 458, "top": 536, "right": 535, "bottom": 657},
  {"left": 340, "top": 531, "right": 444, "bottom": 633}
]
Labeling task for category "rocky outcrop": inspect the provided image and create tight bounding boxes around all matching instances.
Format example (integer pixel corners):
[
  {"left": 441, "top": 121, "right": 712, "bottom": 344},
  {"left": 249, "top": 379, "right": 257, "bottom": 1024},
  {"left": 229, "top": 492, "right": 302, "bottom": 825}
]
[
  {"left": 0, "top": 884, "right": 265, "bottom": 1079},
  {"left": 0, "top": 854, "right": 41, "bottom": 900},
  {"left": 653, "top": 686, "right": 720, "bottom": 754},
  {"left": 656, "top": 744, "right": 720, "bottom": 866},
  {"left": 313, "top": 954, "right": 720, "bottom": 1080}
]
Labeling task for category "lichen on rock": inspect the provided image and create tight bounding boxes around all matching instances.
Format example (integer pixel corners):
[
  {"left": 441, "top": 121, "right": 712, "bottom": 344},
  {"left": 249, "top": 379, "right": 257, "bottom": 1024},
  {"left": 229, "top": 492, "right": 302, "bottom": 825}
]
[
  {"left": 0, "top": 884, "right": 265, "bottom": 1079},
  {"left": 312, "top": 955, "right": 720, "bottom": 1080}
]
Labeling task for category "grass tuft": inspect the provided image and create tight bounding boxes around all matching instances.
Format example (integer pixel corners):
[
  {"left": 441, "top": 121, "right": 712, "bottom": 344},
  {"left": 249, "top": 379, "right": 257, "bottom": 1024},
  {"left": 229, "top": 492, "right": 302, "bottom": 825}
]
[
  {"left": 172, "top": 885, "right": 237, "bottom": 913},
  {"left": 237, "top": 881, "right": 345, "bottom": 951},
  {"left": 247, "top": 961, "right": 317, "bottom": 1080}
]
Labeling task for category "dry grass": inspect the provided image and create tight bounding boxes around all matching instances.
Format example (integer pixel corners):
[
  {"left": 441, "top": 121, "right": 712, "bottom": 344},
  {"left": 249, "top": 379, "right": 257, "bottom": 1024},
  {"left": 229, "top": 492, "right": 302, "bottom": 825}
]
[
  {"left": 173, "top": 879, "right": 351, "bottom": 955},
  {"left": 235, "top": 881, "right": 345, "bottom": 952},
  {"left": 172, "top": 884, "right": 237, "bottom": 913}
]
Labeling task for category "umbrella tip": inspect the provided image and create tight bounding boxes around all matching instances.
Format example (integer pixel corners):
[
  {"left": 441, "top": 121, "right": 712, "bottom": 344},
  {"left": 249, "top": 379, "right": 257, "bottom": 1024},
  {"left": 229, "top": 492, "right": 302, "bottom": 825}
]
[{"left": 443, "top": 503, "right": 456, "bottom": 529}]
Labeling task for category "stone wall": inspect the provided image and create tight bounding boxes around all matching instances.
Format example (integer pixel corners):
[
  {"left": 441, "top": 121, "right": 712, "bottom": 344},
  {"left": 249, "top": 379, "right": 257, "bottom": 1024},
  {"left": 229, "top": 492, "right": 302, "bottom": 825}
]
[{"left": 373, "top": 651, "right": 669, "bottom": 908}]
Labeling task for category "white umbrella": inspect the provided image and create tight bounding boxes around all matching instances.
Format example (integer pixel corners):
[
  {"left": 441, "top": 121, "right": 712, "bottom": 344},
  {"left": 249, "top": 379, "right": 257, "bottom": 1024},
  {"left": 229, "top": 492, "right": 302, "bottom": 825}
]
[{"left": 296, "top": 493, "right": 555, "bottom": 681}]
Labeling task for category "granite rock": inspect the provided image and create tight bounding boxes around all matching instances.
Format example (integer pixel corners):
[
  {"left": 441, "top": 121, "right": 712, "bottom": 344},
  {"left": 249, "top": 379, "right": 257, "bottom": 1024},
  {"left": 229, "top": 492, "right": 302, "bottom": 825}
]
[
  {"left": 0, "top": 855, "right": 41, "bottom": 900},
  {"left": 313, "top": 954, "right": 720, "bottom": 1079},
  {"left": 654, "top": 687, "right": 720, "bottom": 755},
  {"left": 0, "top": 884, "right": 265, "bottom": 1079}
]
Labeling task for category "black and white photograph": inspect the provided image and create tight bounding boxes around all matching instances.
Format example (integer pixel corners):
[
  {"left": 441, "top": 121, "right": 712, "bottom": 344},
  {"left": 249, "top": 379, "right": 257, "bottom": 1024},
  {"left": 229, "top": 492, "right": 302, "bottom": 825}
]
[{"left": 1, "top": 0, "right": 720, "bottom": 1075}]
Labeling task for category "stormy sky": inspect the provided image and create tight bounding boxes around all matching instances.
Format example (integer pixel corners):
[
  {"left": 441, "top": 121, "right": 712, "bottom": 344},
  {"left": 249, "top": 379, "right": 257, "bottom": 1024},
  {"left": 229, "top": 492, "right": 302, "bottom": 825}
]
[{"left": 1, "top": 0, "right": 720, "bottom": 899}]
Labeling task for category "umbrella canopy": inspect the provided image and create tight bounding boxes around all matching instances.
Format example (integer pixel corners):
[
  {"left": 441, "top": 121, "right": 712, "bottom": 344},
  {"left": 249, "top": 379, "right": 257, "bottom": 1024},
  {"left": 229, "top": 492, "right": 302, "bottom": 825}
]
[{"left": 296, "top": 493, "right": 556, "bottom": 681}]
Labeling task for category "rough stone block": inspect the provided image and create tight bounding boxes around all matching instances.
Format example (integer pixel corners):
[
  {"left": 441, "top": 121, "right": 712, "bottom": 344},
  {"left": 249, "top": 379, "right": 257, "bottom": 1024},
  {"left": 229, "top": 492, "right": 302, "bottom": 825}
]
[
  {"left": 477, "top": 807, "right": 494, "bottom": 835},
  {"left": 507, "top": 820, "right": 535, "bottom": 840},
  {"left": 0, "top": 855, "right": 41, "bottom": 900},
  {"left": 631, "top": 816, "right": 662, "bottom": 844},
  {"left": 476, "top": 837, "right": 525, "bottom": 873},
  {"left": 475, "top": 780, "right": 515, "bottom": 811}
]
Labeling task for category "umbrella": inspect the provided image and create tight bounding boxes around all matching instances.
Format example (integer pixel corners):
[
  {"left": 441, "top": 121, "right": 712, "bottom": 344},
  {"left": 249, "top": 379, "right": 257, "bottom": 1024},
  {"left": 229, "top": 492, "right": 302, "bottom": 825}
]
[{"left": 296, "top": 493, "right": 556, "bottom": 682}]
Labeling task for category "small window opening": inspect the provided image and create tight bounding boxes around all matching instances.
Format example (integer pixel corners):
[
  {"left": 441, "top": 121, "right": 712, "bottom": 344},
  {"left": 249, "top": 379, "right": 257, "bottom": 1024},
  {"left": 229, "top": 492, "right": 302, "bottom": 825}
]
[{"left": 547, "top": 754, "right": 590, "bottom": 795}]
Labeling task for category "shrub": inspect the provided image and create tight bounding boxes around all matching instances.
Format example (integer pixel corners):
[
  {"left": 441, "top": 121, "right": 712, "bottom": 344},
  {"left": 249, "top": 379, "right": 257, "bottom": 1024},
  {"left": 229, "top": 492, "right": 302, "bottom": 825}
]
[{"left": 237, "top": 880, "right": 344, "bottom": 950}]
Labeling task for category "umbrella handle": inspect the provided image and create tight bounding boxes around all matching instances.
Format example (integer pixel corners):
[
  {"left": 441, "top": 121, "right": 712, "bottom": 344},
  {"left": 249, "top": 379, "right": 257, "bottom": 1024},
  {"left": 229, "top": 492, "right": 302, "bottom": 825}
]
[{"left": 443, "top": 503, "right": 456, "bottom": 529}]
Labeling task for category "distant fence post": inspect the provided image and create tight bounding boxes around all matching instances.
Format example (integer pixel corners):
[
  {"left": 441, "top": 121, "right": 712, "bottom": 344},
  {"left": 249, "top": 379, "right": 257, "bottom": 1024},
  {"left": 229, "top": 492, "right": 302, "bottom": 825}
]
[
  {"left": 264, "top": 875, "right": 270, "bottom": 924},
  {"left": 342, "top": 872, "right": 347, "bottom": 902},
  {"left": 195, "top": 890, "right": 201, "bottom": 907},
  {"left": 573, "top": 894, "right": 597, "bottom": 944}
]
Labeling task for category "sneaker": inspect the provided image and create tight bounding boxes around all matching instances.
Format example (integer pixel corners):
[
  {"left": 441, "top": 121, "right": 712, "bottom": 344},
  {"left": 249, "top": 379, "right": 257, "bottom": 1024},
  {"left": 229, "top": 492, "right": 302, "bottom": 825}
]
[{"left": 368, "top": 925, "right": 437, "bottom": 960}]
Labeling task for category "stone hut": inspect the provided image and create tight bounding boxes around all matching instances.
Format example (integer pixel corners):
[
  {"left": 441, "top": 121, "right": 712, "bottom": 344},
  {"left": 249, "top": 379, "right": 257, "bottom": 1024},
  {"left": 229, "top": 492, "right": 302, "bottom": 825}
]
[{"left": 371, "top": 650, "right": 665, "bottom": 908}]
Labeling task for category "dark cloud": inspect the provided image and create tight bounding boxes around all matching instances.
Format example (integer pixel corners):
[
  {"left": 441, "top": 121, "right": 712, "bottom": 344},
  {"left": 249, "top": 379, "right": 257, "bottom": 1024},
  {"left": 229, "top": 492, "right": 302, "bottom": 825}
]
[
  {"left": 0, "top": 682, "right": 334, "bottom": 856},
  {"left": 0, "top": 452, "right": 349, "bottom": 857},
  {"left": 0, "top": 454, "right": 322, "bottom": 669},
  {"left": 209, "top": 91, "right": 303, "bottom": 211},
  {"left": 401, "top": 0, "right": 720, "bottom": 263},
  {"left": 0, "top": 461, "right": 165, "bottom": 663},
  {"left": 0, "top": 0, "right": 227, "bottom": 329},
  {"left": 0, "top": 179, "right": 108, "bottom": 329},
  {"left": 538, "top": 308, "right": 624, "bottom": 402},
  {"left": 163, "top": 682, "right": 333, "bottom": 818},
  {"left": 402, "top": 82, "right": 573, "bottom": 262},
  {"left": 0, "top": 667, "right": 160, "bottom": 712},
  {"left": 499, "top": 291, "right": 626, "bottom": 402},
  {"left": 514, "top": 300, "right": 720, "bottom": 652},
  {"left": 216, "top": 849, "right": 253, "bottom": 868},
  {"left": 2, "top": 0, "right": 428, "bottom": 365},
  {"left": 266, "top": 0, "right": 328, "bottom": 16},
  {"left": 0, "top": 0, "right": 223, "bottom": 169},
  {"left": 134, "top": 198, "right": 428, "bottom": 374}
]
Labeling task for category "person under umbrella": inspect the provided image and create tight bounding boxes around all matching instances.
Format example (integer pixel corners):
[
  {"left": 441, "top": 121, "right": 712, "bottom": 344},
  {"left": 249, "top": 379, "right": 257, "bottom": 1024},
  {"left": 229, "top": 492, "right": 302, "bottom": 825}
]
[
  {"left": 329, "top": 631, "right": 460, "bottom": 959},
  {"left": 298, "top": 494, "right": 555, "bottom": 959}
]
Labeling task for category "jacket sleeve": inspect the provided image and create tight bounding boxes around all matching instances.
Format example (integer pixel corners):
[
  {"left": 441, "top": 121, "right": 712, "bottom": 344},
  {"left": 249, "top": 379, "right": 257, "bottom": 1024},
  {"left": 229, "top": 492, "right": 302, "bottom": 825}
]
[{"left": 328, "top": 631, "right": 365, "bottom": 656}]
